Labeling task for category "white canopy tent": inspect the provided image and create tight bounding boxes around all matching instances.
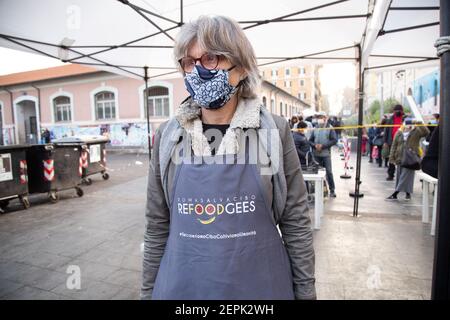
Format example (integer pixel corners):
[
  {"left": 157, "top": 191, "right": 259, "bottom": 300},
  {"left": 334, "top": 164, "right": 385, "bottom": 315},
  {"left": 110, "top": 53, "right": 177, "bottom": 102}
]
[
  {"left": 0, "top": 0, "right": 440, "bottom": 76},
  {"left": 1, "top": 0, "right": 449, "bottom": 299}
]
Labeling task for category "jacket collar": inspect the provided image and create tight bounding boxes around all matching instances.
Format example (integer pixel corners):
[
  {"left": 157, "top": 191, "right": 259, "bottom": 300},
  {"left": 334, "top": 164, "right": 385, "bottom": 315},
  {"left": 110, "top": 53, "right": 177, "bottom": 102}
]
[
  {"left": 174, "top": 97, "right": 261, "bottom": 156},
  {"left": 175, "top": 96, "right": 261, "bottom": 130}
]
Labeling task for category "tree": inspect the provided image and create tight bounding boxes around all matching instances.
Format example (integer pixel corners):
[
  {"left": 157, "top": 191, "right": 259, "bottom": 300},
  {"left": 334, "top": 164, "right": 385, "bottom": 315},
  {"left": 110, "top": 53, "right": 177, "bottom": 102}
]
[{"left": 365, "top": 98, "right": 411, "bottom": 124}]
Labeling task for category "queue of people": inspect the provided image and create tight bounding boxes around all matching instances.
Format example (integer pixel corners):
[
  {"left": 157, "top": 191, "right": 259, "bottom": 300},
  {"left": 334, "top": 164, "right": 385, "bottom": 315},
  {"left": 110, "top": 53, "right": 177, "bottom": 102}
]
[
  {"left": 291, "top": 104, "right": 438, "bottom": 203},
  {"left": 291, "top": 111, "right": 338, "bottom": 198},
  {"left": 363, "top": 104, "right": 438, "bottom": 201}
]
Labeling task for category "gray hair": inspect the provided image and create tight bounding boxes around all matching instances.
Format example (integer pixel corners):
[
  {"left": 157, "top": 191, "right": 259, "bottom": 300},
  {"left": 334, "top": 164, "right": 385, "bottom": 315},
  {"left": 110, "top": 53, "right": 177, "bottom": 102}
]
[{"left": 174, "top": 15, "right": 260, "bottom": 99}]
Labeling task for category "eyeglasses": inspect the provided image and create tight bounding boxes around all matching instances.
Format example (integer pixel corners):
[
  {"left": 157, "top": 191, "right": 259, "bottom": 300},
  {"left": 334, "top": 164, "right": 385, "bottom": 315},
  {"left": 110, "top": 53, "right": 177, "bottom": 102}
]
[{"left": 178, "top": 53, "right": 220, "bottom": 73}]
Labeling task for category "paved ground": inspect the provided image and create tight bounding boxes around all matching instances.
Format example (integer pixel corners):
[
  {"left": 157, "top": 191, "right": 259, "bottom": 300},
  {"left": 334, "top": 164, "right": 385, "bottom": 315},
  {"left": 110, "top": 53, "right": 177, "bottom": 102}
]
[
  {"left": 314, "top": 150, "right": 434, "bottom": 300},
  {"left": 0, "top": 148, "right": 435, "bottom": 300}
]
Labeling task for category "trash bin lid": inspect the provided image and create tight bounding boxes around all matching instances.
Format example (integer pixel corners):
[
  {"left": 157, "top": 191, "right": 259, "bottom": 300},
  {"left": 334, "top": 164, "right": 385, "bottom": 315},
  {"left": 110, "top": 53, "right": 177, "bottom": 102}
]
[
  {"left": 0, "top": 144, "right": 31, "bottom": 151},
  {"left": 53, "top": 135, "right": 109, "bottom": 144}
]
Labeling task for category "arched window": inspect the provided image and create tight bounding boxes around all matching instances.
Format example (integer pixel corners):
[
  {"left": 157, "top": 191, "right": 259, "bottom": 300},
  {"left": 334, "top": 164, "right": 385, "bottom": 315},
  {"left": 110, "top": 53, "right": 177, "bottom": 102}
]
[
  {"left": 262, "top": 96, "right": 267, "bottom": 107},
  {"left": 280, "top": 102, "right": 283, "bottom": 115},
  {"left": 53, "top": 96, "right": 72, "bottom": 122},
  {"left": 95, "top": 91, "right": 116, "bottom": 120},
  {"left": 146, "top": 86, "right": 169, "bottom": 117}
]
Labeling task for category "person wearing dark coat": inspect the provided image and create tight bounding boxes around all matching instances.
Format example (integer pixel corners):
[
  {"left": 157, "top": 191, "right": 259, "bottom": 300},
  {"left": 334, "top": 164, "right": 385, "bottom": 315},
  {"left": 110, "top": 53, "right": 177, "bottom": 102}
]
[
  {"left": 41, "top": 128, "right": 51, "bottom": 144},
  {"left": 421, "top": 125, "right": 439, "bottom": 179},
  {"left": 292, "top": 121, "right": 313, "bottom": 166},
  {"left": 309, "top": 114, "right": 338, "bottom": 197},
  {"left": 384, "top": 105, "right": 406, "bottom": 180},
  {"left": 386, "top": 120, "right": 429, "bottom": 200},
  {"left": 367, "top": 122, "right": 377, "bottom": 163}
]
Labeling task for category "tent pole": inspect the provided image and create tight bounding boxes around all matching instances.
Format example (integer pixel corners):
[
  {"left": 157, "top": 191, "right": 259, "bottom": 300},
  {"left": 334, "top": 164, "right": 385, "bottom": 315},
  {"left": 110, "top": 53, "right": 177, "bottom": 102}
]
[
  {"left": 380, "top": 22, "right": 439, "bottom": 36},
  {"left": 180, "top": 0, "right": 183, "bottom": 25},
  {"left": 432, "top": 0, "right": 450, "bottom": 300},
  {"left": 365, "top": 58, "right": 439, "bottom": 70},
  {"left": 350, "top": 44, "right": 364, "bottom": 215},
  {"left": 144, "top": 66, "right": 151, "bottom": 160}
]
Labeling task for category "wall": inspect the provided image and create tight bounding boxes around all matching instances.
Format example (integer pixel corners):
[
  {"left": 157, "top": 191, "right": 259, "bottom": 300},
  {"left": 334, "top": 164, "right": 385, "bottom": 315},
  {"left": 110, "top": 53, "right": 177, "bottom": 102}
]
[
  {"left": 259, "top": 82, "right": 305, "bottom": 119},
  {"left": 1, "top": 73, "right": 188, "bottom": 146},
  {"left": 261, "top": 64, "right": 319, "bottom": 108}
]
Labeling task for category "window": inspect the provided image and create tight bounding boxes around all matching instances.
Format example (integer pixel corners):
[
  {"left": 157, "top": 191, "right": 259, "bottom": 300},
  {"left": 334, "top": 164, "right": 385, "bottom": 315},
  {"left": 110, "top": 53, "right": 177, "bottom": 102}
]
[
  {"left": 146, "top": 86, "right": 170, "bottom": 117},
  {"left": 262, "top": 96, "right": 267, "bottom": 107},
  {"left": 298, "top": 67, "right": 305, "bottom": 75},
  {"left": 95, "top": 91, "right": 116, "bottom": 120},
  {"left": 284, "top": 81, "right": 291, "bottom": 88},
  {"left": 53, "top": 96, "right": 71, "bottom": 122},
  {"left": 285, "top": 68, "right": 290, "bottom": 77},
  {"left": 300, "top": 80, "right": 305, "bottom": 86},
  {"left": 271, "top": 69, "right": 276, "bottom": 77},
  {"left": 298, "top": 92, "right": 307, "bottom": 100},
  {"left": 285, "top": 103, "right": 288, "bottom": 116},
  {"left": 271, "top": 99, "right": 275, "bottom": 113},
  {"left": 280, "top": 102, "right": 283, "bottom": 115}
]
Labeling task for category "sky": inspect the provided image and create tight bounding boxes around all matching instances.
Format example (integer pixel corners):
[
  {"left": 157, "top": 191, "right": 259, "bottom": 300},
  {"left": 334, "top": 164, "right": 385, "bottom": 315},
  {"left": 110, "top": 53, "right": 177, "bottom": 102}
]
[
  {"left": 0, "top": 48, "right": 66, "bottom": 75},
  {"left": 319, "top": 62, "right": 356, "bottom": 115}
]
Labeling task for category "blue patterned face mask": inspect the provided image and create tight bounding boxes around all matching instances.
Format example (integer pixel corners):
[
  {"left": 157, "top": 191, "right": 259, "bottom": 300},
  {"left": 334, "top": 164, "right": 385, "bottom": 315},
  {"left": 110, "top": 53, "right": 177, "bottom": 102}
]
[{"left": 184, "top": 64, "right": 239, "bottom": 109}]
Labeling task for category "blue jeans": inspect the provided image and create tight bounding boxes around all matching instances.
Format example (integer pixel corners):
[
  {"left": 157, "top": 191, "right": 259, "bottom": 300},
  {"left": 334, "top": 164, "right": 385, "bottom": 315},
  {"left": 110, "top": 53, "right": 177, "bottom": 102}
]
[{"left": 315, "top": 155, "right": 335, "bottom": 192}]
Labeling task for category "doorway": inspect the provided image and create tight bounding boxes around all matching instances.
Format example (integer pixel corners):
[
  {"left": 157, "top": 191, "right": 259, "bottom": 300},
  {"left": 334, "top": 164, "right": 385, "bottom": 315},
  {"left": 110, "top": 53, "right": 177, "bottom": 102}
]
[{"left": 14, "top": 97, "right": 40, "bottom": 144}]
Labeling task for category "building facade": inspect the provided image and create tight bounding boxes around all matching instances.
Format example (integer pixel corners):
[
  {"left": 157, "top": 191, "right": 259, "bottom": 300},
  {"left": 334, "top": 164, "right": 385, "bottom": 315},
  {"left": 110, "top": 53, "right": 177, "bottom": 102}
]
[
  {"left": 0, "top": 65, "right": 186, "bottom": 146},
  {"left": 260, "top": 64, "right": 322, "bottom": 110},
  {"left": 259, "top": 81, "right": 308, "bottom": 119},
  {"left": 365, "top": 65, "right": 440, "bottom": 118},
  {"left": 0, "top": 64, "right": 306, "bottom": 146}
]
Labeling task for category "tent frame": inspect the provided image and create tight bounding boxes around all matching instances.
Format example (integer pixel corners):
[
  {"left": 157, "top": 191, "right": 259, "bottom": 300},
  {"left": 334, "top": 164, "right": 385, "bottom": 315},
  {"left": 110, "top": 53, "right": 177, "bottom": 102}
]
[
  {"left": 432, "top": 0, "right": 450, "bottom": 300},
  {"left": 1, "top": 0, "right": 448, "bottom": 299}
]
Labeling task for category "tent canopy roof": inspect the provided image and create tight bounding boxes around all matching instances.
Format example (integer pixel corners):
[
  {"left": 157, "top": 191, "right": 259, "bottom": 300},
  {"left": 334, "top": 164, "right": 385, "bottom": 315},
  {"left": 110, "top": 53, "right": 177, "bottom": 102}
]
[{"left": 0, "top": 0, "right": 440, "bottom": 80}]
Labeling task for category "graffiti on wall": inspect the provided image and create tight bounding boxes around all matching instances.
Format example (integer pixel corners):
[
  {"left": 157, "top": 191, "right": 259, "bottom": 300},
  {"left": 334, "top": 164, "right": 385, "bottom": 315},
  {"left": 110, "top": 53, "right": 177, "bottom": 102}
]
[
  {"left": 1, "top": 128, "right": 15, "bottom": 145},
  {"left": 412, "top": 70, "right": 440, "bottom": 116},
  {"left": 2, "top": 122, "right": 152, "bottom": 146},
  {"left": 46, "top": 122, "right": 150, "bottom": 147}
]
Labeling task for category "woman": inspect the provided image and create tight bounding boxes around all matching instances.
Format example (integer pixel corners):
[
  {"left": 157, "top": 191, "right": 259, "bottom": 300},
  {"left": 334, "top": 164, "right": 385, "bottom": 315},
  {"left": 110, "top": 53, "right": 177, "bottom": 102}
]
[
  {"left": 141, "top": 15, "right": 315, "bottom": 300},
  {"left": 386, "top": 119, "right": 429, "bottom": 201},
  {"left": 379, "top": 118, "right": 391, "bottom": 167},
  {"left": 290, "top": 115, "right": 299, "bottom": 129}
]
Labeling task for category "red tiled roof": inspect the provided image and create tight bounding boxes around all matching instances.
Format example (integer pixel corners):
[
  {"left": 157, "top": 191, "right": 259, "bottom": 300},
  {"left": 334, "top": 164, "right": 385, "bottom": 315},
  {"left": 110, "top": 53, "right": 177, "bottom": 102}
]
[{"left": 0, "top": 64, "right": 99, "bottom": 86}]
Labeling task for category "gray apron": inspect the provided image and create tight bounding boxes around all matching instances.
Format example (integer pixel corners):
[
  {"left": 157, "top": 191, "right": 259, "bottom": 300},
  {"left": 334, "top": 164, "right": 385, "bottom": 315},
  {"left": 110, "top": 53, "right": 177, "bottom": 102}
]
[{"left": 152, "top": 142, "right": 294, "bottom": 300}]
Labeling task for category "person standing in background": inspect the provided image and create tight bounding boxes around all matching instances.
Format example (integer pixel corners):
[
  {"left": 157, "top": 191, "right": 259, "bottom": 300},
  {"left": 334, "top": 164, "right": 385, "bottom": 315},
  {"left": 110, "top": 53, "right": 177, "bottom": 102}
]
[
  {"left": 386, "top": 119, "right": 429, "bottom": 200},
  {"left": 309, "top": 112, "right": 338, "bottom": 198},
  {"left": 384, "top": 105, "right": 406, "bottom": 181},
  {"left": 290, "top": 115, "right": 299, "bottom": 129},
  {"left": 422, "top": 115, "right": 440, "bottom": 179},
  {"left": 367, "top": 122, "right": 377, "bottom": 163},
  {"left": 41, "top": 128, "right": 51, "bottom": 144}
]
